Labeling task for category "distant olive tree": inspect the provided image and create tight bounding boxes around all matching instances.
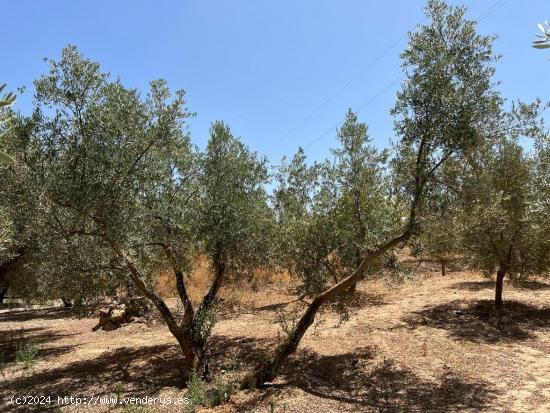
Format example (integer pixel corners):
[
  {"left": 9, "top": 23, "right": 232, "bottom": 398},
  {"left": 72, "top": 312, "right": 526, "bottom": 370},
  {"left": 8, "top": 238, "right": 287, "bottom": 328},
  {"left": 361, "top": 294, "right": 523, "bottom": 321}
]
[
  {"left": 461, "top": 131, "right": 550, "bottom": 309},
  {"left": 272, "top": 110, "right": 396, "bottom": 301},
  {"left": 272, "top": 147, "right": 322, "bottom": 288},
  {"left": 331, "top": 109, "right": 399, "bottom": 283},
  {"left": 416, "top": 189, "right": 461, "bottom": 276},
  {"left": 197, "top": 121, "right": 273, "bottom": 286},
  {"left": 272, "top": 148, "right": 339, "bottom": 296}
]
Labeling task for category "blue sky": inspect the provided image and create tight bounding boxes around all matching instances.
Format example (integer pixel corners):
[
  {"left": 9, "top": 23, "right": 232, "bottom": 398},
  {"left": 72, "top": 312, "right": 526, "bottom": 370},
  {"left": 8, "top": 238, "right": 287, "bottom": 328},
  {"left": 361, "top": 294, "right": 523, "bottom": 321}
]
[{"left": 2, "top": 0, "right": 549, "bottom": 163}]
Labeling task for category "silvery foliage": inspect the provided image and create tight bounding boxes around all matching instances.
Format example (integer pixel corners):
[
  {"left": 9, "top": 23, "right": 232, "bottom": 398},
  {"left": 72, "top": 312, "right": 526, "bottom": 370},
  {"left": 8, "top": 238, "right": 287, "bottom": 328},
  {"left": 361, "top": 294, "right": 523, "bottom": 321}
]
[
  {"left": 272, "top": 110, "right": 396, "bottom": 296},
  {"left": 4, "top": 46, "right": 196, "bottom": 301}
]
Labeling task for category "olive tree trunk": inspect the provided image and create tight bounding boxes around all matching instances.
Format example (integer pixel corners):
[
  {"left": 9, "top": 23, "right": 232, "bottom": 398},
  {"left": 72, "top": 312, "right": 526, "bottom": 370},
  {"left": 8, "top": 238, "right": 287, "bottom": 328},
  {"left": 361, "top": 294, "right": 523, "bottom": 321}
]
[
  {"left": 242, "top": 131, "right": 428, "bottom": 388},
  {"left": 108, "top": 242, "right": 202, "bottom": 376},
  {"left": 241, "top": 230, "right": 410, "bottom": 388},
  {"left": 0, "top": 249, "right": 25, "bottom": 292},
  {"left": 109, "top": 241, "right": 225, "bottom": 381},
  {"left": 61, "top": 298, "right": 73, "bottom": 308},
  {"left": 495, "top": 267, "right": 506, "bottom": 310}
]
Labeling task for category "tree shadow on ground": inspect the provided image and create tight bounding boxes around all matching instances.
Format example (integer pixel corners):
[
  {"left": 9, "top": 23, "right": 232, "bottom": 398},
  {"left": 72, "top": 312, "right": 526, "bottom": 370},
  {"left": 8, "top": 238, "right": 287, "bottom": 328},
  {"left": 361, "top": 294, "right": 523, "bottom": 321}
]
[
  {"left": 451, "top": 279, "right": 550, "bottom": 292},
  {"left": 0, "top": 307, "right": 74, "bottom": 322},
  {"left": 404, "top": 299, "right": 550, "bottom": 343},
  {"left": 449, "top": 280, "right": 495, "bottom": 291},
  {"left": 235, "top": 346, "right": 496, "bottom": 412},
  {"left": 208, "top": 335, "right": 275, "bottom": 368},
  {"left": 511, "top": 279, "right": 550, "bottom": 290},
  {"left": 0, "top": 334, "right": 276, "bottom": 412},
  {"left": 0, "top": 344, "right": 187, "bottom": 412},
  {"left": 251, "top": 290, "right": 386, "bottom": 314},
  {"left": 0, "top": 327, "right": 79, "bottom": 363},
  {"left": 0, "top": 329, "right": 499, "bottom": 412}
]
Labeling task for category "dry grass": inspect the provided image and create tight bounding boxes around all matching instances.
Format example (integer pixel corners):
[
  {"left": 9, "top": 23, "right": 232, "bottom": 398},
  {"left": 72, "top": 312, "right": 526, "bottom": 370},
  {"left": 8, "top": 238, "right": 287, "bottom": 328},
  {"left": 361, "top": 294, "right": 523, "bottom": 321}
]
[
  {"left": 153, "top": 253, "right": 214, "bottom": 305},
  {"left": 153, "top": 254, "right": 293, "bottom": 310},
  {"left": 1, "top": 262, "right": 550, "bottom": 412}
]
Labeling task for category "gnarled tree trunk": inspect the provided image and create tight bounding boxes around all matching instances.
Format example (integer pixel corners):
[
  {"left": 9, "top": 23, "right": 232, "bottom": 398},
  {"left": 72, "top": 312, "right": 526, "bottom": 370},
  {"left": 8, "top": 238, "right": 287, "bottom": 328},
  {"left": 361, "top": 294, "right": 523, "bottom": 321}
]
[
  {"left": 241, "top": 230, "right": 410, "bottom": 389},
  {"left": 183, "top": 258, "right": 226, "bottom": 381},
  {"left": 108, "top": 242, "right": 202, "bottom": 375},
  {"left": 242, "top": 134, "right": 427, "bottom": 389},
  {"left": 109, "top": 241, "right": 225, "bottom": 381}
]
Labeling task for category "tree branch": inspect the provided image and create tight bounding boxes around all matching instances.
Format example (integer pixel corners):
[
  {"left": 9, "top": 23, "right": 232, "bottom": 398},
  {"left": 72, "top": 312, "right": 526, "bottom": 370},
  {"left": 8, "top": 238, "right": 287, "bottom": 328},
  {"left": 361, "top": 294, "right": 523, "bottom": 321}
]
[{"left": 162, "top": 244, "right": 194, "bottom": 323}]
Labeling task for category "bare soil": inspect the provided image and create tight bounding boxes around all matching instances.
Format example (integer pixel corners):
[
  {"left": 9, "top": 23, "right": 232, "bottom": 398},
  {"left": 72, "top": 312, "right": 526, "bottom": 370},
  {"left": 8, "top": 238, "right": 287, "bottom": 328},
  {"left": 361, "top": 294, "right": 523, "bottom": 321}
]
[{"left": 1, "top": 266, "right": 550, "bottom": 412}]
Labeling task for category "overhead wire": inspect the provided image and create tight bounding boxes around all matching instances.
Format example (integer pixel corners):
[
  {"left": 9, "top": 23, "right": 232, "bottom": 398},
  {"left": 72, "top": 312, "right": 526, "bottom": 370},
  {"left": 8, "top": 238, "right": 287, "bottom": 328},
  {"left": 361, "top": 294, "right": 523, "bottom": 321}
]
[
  {"left": 296, "top": 0, "right": 510, "bottom": 153},
  {"left": 264, "top": 15, "right": 427, "bottom": 154}
]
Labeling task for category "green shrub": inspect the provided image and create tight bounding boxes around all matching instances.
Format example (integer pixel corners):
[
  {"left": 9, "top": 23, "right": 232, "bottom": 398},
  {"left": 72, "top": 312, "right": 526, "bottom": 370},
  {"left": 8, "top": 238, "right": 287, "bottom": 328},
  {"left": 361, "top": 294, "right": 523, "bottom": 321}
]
[
  {"left": 207, "top": 374, "right": 235, "bottom": 406},
  {"left": 186, "top": 367, "right": 206, "bottom": 407},
  {"left": 185, "top": 362, "right": 236, "bottom": 410},
  {"left": 113, "top": 382, "right": 125, "bottom": 404},
  {"left": 15, "top": 341, "right": 38, "bottom": 370}
]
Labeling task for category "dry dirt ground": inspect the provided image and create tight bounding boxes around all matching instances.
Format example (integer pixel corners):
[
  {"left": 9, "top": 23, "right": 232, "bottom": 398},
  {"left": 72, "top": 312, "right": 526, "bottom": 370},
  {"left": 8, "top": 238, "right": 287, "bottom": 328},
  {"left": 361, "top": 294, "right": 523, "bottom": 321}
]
[{"left": 1, "top": 266, "right": 550, "bottom": 412}]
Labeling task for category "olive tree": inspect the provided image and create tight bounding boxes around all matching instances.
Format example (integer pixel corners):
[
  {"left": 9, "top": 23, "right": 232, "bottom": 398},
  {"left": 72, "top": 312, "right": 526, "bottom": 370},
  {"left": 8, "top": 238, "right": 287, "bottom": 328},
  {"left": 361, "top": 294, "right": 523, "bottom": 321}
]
[
  {"left": 461, "top": 112, "right": 550, "bottom": 309},
  {"left": 331, "top": 109, "right": 398, "bottom": 281},
  {"left": 272, "top": 147, "right": 319, "bottom": 285},
  {"left": 413, "top": 176, "right": 462, "bottom": 276},
  {"left": 272, "top": 147, "right": 343, "bottom": 296},
  {"left": 243, "top": 0, "right": 502, "bottom": 387},
  {"left": 272, "top": 111, "right": 395, "bottom": 299},
  {"left": 179, "top": 121, "right": 273, "bottom": 373},
  {"left": 197, "top": 121, "right": 272, "bottom": 282},
  {"left": 4, "top": 47, "right": 266, "bottom": 377},
  {"left": 0, "top": 83, "right": 33, "bottom": 304},
  {"left": 12, "top": 47, "right": 198, "bottom": 363}
]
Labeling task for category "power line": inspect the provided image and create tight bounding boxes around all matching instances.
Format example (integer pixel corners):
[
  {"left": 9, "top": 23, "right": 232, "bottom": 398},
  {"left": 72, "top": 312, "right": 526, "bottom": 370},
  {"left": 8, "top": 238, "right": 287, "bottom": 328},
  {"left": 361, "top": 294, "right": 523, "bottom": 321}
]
[
  {"left": 264, "top": 15, "right": 427, "bottom": 154},
  {"left": 476, "top": 0, "right": 509, "bottom": 22},
  {"left": 298, "top": 0, "right": 510, "bottom": 153},
  {"left": 303, "top": 75, "right": 402, "bottom": 151}
]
